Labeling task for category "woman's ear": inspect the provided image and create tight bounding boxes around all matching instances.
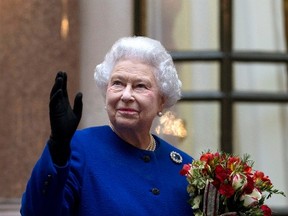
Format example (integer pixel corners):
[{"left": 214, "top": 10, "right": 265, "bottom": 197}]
[{"left": 158, "top": 95, "right": 166, "bottom": 113}]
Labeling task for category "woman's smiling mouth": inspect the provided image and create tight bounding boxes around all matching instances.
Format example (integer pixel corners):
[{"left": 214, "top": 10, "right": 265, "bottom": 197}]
[{"left": 117, "top": 108, "right": 138, "bottom": 115}]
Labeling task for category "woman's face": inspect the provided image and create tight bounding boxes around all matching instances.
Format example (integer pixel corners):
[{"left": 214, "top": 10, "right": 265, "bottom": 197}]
[{"left": 106, "top": 59, "right": 164, "bottom": 132}]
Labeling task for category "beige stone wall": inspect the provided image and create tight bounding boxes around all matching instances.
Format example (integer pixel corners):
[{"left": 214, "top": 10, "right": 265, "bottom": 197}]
[{"left": 0, "top": 0, "right": 80, "bottom": 198}]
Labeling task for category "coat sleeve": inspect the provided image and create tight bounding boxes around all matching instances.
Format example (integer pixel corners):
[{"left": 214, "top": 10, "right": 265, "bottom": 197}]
[{"left": 20, "top": 144, "right": 78, "bottom": 216}]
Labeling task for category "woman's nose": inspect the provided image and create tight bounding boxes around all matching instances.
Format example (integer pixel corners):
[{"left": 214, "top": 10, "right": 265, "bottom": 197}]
[{"left": 121, "top": 85, "right": 134, "bottom": 102}]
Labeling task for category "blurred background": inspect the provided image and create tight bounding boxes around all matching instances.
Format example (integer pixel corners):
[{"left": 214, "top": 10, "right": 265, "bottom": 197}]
[{"left": 0, "top": 0, "right": 287, "bottom": 215}]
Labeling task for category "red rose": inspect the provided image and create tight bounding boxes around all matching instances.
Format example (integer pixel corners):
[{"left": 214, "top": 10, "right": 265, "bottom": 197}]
[
  {"left": 215, "top": 165, "right": 231, "bottom": 182},
  {"left": 180, "top": 164, "right": 191, "bottom": 176},
  {"left": 260, "top": 205, "right": 272, "bottom": 216},
  {"left": 243, "top": 175, "right": 254, "bottom": 194},
  {"left": 200, "top": 152, "right": 214, "bottom": 164},
  {"left": 218, "top": 183, "right": 235, "bottom": 198}
]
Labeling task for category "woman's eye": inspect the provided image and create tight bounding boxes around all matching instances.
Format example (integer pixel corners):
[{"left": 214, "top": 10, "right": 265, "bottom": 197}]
[
  {"left": 110, "top": 80, "right": 125, "bottom": 90},
  {"left": 112, "top": 80, "right": 122, "bottom": 86},
  {"left": 136, "top": 83, "right": 147, "bottom": 89}
]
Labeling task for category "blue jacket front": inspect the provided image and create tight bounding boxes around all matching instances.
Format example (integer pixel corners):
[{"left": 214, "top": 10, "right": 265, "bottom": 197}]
[{"left": 21, "top": 125, "right": 194, "bottom": 215}]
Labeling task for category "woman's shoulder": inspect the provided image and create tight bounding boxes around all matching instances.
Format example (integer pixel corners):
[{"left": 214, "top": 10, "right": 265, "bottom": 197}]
[
  {"left": 75, "top": 125, "right": 116, "bottom": 140},
  {"left": 75, "top": 125, "right": 111, "bottom": 135},
  {"left": 71, "top": 125, "right": 113, "bottom": 148}
]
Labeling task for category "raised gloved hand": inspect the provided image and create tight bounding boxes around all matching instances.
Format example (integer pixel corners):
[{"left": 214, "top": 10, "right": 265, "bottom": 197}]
[{"left": 48, "top": 71, "right": 83, "bottom": 166}]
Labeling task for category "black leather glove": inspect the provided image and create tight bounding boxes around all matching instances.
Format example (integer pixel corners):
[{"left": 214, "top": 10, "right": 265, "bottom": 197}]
[{"left": 48, "top": 71, "right": 83, "bottom": 166}]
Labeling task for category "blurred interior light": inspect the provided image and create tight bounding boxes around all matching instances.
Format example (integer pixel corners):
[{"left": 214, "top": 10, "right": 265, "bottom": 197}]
[
  {"left": 61, "top": 0, "right": 69, "bottom": 39},
  {"left": 155, "top": 111, "right": 187, "bottom": 139}
]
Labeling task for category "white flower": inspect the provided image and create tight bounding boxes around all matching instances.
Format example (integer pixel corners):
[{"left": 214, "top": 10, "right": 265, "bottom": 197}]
[
  {"left": 232, "top": 173, "right": 247, "bottom": 190},
  {"left": 240, "top": 188, "right": 262, "bottom": 207},
  {"left": 192, "top": 195, "right": 202, "bottom": 209},
  {"left": 194, "top": 211, "right": 204, "bottom": 216}
]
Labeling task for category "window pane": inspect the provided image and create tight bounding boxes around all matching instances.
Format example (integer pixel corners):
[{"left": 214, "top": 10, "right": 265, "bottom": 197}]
[
  {"left": 176, "top": 62, "right": 219, "bottom": 91},
  {"left": 234, "top": 104, "right": 288, "bottom": 208},
  {"left": 234, "top": 0, "right": 286, "bottom": 52},
  {"left": 152, "top": 102, "right": 220, "bottom": 157},
  {"left": 233, "top": 63, "right": 287, "bottom": 92},
  {"left": 146, "top": 0, "right": 219, "bottom": 50}
]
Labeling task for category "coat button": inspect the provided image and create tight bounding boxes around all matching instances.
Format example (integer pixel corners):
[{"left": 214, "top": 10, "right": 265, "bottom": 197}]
[
  {"left": 142, "top": 155, "right": 151, "bottom": 162},
  {"left": 151, "top": 188, "right": 160, "bottom": 195}
]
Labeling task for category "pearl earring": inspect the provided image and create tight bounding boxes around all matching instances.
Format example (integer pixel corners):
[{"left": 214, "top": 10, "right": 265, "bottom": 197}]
[{"left": 157, "top": 111, "right": 163, "bottom": 117}]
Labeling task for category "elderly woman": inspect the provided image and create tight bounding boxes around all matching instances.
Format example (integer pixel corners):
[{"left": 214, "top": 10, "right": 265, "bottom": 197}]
[{"left": 21, "top": 36, "right": 194, "bottom": 215}]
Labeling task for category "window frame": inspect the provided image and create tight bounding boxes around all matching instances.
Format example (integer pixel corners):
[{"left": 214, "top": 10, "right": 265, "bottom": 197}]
[
  {"left": 134, "top": 1, "right": 288, "bottom": 214},
  {"left": 134, "top": 0, "right": 288, "bottom": 151}
]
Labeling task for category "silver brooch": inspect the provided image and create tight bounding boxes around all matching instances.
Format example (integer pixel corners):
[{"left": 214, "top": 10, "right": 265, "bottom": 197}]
[{"left": 170, "top": 151, "right": 183, "bottom": 164}]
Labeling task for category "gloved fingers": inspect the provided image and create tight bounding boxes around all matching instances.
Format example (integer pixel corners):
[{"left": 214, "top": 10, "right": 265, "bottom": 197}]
[
  {"left": 49, "top": 88, "right": 64, "bottom": 111},
  {"left": 61, "top": 72, "right": 68, "bottom": 98},
  {"left": 50, "top": 75, "right": 64, "bottom": 99},
  {"left": 73, "top": 92, "right": 83, "bottom": 122}
]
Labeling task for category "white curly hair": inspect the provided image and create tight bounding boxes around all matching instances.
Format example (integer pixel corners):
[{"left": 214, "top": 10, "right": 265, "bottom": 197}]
[{"left": 94, "top": 36, "right": 182, "bottom": 109}]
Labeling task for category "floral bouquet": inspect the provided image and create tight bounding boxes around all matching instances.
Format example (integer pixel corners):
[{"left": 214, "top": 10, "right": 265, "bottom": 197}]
[{"left": 180, "top": 151, "right": 286, "bottom": 216}]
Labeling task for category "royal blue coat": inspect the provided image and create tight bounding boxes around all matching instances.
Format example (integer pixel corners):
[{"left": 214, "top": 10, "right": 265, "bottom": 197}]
[{"left": 21, "top": 125, "right": 194, "bottom": 215}]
